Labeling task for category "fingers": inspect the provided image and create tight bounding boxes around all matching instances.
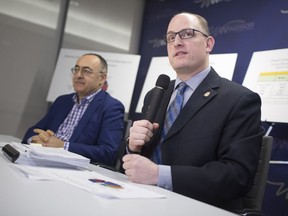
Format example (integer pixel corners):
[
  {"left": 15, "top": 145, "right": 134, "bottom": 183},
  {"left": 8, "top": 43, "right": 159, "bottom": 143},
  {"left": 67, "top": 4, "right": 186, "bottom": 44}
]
[
  {"left": 33, "top": 128, "right": 46, "bottom": 134},
  {"left": 31, "top": 135, "right": 42, "bottom": 143},
  {"left": 134, "top": 120, "right": 154, "bottom": 131},
  {"left": 128, "top": 120, "right": 156, "bottom": 152},
  {"left": 122, "top": 154, "right": 158, "bottom": 185},
  {"left": 130, "top": 120, "right": 154, "bottom": 142},
  {"left": 33, "top": 128, "right": 55, "bottom": 135},
  {"left": 152, "top": 123, "right": 160, "bottom": 130},
  {"left": 47, "top": 136, "right": 64, "bottom": 148},
  {"left": 122, "top": 154, "right": 138, "bottom": 176},
  {"left": 38, "top": 133, "right": 49, "bottom": 142},
  {"left": 122, "top": 154, "right": 138, "bottom": 163},
  {"left": 33, "top": 129, "right": 55, "bottom": 143},
  {"left": 46, "top": 130, "right": 54, "bottom": 136}
]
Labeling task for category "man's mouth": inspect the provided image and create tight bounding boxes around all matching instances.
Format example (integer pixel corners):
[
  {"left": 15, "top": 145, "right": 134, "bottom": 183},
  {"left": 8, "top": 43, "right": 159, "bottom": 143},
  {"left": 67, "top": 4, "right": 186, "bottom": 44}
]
[
  {"left": 75, "top": 81, "right": 85, "bottom": 85},
  {"left": 175, "top": 51, "right": 187, "bottom": 56}
]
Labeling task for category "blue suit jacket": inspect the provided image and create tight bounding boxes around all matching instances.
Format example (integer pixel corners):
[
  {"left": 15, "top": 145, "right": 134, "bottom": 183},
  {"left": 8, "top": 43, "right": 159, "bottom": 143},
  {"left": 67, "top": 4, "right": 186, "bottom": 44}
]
[{"left": 22, "top": 91, "right": 124, "bottom": 166}]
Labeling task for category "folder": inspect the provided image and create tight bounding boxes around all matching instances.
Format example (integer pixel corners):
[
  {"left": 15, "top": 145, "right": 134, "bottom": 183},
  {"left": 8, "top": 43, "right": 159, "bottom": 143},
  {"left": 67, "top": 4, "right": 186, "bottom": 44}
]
[{"left": 2, "top": 142, "right": 90, "bottom": 169}]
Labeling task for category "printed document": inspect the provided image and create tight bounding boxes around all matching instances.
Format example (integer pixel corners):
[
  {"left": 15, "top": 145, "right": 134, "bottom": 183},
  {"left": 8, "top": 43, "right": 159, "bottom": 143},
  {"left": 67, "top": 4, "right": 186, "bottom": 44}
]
[
  {"left": 5, "top": 142, "right": 90, "bottom": 169},
  {"left": 11, "top": 164, "right": 166, "bottom": 199}
]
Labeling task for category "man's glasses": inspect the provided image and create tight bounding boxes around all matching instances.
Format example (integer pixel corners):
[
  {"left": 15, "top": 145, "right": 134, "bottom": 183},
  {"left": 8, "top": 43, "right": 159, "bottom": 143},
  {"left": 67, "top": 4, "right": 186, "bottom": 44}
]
[
  {"left": 71, "top": 67, "right": 99, "bottom": 76},
  {"left": 164, "top": 28, "right": 209, "bottom": 44}
]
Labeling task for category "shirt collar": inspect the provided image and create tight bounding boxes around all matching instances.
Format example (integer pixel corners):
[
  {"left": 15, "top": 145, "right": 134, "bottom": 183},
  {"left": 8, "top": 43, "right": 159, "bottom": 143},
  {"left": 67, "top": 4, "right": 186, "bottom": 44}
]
[
  {"left": 175, "top": 66, "right": 210, "bottom": 91},
  {"left": 73, "top": 89, "right": 101, "bottom": 104}
]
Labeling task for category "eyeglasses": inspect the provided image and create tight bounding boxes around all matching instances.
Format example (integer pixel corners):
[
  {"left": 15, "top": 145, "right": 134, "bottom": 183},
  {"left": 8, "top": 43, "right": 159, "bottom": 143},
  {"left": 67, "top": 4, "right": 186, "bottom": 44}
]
[
  {"left": 70, "top": 67, "right": 105, "bottom": 76},
  {"left": 164, "top": 28, "right": 209, "bottom": 44}
]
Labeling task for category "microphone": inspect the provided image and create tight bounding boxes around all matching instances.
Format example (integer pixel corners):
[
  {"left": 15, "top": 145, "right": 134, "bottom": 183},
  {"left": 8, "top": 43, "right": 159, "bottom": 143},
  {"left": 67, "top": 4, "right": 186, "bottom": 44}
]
[{"left": 144, "top": 74, "right": 170, "bottom": 122}]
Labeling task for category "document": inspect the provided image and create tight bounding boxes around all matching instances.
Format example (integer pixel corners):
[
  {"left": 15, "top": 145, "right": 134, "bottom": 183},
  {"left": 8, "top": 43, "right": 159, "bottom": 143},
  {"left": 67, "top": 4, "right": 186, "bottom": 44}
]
[
  {"left": 11, "top": 164, "right": 166, "bottom": 199},
  {"left": 2, "top": 142, "right": 90, "bottom": 169},
  {"left": 242, "top": 48, "right": 288, "bottom": 123}
]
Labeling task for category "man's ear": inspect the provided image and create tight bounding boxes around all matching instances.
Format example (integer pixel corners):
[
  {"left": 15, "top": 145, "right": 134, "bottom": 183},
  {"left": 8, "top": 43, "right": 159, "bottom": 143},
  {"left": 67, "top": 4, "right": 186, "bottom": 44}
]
[
  {"left": 99, "top": 73, "right": 107, "bottom": 86},
  {"left": 206, "top": 36, "right": 215, "bottom": 53}
]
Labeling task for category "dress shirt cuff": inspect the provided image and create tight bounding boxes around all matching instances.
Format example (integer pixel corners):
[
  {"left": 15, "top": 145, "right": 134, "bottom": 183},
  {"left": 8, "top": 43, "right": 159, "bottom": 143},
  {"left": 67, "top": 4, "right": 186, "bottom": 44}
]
[
  {"left": 63, "top": 141, "right": 69, "bottom": 150},
  {"left": 27, "top": 137, "right": 32, "bottom": 144},
  {"left": 157, "top": 165, "right": 173, "bottom": 191}
]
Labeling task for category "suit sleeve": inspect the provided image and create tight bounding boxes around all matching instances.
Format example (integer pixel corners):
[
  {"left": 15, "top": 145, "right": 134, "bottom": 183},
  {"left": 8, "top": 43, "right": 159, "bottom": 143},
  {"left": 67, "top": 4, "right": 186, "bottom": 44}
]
[
  {"left": 68, "top": 98, "right": 125, "bottom": 166},
  {"left": 171, "top": 91, "right": 264, "bottom": 207},
  {"left": 21, "top": 96, "right": 68, "bottom": 143}
]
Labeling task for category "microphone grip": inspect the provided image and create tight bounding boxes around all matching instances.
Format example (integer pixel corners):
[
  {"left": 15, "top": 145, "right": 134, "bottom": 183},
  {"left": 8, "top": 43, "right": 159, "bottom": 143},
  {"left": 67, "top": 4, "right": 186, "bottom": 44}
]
[{"left": 144, "top": 87, "right": 164, "bottom": 122}]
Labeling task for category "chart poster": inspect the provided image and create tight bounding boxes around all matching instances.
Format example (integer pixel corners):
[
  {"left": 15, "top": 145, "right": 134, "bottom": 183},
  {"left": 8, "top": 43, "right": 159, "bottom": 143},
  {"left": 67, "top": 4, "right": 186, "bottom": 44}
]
[
  {"left": 47, "top": 48, "right": 140, "bottom": 112},
  {"left": 242, "top": 48, "right": 288, "bottom": 123},
  {"left": 136, "top": 53, "right": 237, "bottom": 112}
]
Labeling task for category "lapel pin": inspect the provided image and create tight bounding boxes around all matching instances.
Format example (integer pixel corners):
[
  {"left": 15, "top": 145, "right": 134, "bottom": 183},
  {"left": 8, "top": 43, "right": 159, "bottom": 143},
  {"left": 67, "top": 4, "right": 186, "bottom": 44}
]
[{"left": 204, "top": 91, "right": 210, "bottom": 97}]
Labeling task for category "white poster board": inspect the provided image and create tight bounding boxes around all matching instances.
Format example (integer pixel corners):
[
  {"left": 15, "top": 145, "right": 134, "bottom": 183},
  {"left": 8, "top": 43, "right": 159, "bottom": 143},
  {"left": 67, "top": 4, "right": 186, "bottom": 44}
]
[
  {"left": 136, "top": 53, "right": 238, "bottom": 112},
  {"left": 47, "top": 48, "right": 140, "bottom": 112},
  {"left": 242, "top": 48, "right": 288, "bottom": 123}
]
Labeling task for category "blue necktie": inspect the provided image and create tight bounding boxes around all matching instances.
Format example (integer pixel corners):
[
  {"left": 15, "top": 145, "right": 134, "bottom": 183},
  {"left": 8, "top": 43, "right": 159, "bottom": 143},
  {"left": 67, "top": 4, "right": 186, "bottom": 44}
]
[
  {"left": 162, "top": 82, "right": 188, "bottom": 139},
  {"left": 153, "top": 82, "right": 188, "bottom": 164}
]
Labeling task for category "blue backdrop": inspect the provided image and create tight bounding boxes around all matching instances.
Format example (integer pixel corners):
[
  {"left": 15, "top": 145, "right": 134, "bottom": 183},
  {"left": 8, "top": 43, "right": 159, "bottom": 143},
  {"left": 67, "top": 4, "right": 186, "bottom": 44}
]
[{"left": 129, "top": 0, "right": 288, "bottom": 215}]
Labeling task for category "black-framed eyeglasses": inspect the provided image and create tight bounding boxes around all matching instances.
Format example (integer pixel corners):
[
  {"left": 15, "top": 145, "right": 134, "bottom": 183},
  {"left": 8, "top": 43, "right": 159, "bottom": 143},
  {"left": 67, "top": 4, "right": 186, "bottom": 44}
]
[
  {"left": 164, "top": 28, "right": 209, "bottom": 44},
  {"left": 71, "top": 67, "right": 95, "bottom": 76}
]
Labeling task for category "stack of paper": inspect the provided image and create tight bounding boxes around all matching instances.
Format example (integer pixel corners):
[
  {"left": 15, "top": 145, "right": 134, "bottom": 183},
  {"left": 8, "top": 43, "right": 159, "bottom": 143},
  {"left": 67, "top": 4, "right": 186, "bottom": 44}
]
[{"left": 3, "top": 142, "right": 90, "bottom": 169}]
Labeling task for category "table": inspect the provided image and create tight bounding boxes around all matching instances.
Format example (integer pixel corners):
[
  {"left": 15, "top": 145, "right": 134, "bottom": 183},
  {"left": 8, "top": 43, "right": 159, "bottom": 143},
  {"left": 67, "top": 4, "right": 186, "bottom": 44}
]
[
  {"left": 0, "top": 134, "right": 21, "bottom": 142},
  {"left": 0, "top": 136, "right": 237, "bottom": 216}
]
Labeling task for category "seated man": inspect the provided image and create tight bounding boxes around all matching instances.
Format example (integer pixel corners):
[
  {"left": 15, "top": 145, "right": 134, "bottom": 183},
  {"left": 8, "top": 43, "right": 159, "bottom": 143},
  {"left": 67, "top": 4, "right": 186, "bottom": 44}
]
[
  {"left": 120, "top": 12, "right": 264, "bottom": 212},
  {"left": 22, "top": 53, "right": 124, "bottom": 166}
]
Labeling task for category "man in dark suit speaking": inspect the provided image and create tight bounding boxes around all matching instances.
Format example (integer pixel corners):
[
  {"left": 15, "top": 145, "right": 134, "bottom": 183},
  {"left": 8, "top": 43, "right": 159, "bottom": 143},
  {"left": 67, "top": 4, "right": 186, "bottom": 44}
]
[
  {"left": 121, "top": 12, "right": 264, "bottom": 212},
  {"left": 22, "top": 53, "right": 124, "bottom": 166}
]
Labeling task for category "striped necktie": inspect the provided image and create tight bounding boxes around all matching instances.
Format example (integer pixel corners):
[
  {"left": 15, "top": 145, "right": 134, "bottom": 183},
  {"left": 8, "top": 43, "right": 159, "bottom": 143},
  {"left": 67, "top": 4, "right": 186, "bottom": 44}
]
[
  {"left": 153, "top": 82, "right": 188, "bottom": 164},
  {"left": 162, "top": 82, "right": 188, "bottom": 139}
]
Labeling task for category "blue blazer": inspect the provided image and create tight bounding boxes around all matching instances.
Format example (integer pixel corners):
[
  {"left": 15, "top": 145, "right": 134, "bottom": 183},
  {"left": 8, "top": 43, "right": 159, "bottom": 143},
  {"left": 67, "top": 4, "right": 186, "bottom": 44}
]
[{"left": 22, "top": 91, "right": 124, "bottom": 166}]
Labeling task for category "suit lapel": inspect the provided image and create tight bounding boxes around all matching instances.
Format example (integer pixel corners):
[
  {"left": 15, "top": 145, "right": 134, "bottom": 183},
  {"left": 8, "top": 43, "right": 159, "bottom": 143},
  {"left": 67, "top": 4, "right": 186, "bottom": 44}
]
[
  {"left": 164, "top": 69, "right": 220, "bottom": 140},
  {"left": 52, "top": 95, "right": 75, "bottom": 132},
  {"left": 69, "top": 91, "right": 105, "bottom": 141}
]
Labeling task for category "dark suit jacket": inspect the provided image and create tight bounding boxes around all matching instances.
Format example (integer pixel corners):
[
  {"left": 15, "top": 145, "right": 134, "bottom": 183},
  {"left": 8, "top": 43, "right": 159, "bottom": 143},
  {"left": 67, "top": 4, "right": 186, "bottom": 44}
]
[
  {"left": 22, "top": 91, "right": 124, "bottom": 166},
  {"left": 132, "top": 68, "right": 264, "bottom": 212}
]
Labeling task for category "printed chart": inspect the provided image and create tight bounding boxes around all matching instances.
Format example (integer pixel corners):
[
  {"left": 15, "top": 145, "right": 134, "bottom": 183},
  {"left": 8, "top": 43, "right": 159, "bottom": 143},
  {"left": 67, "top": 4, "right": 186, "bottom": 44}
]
[{"left": 243, "top": 48, "right": 288, "bottom": 123}]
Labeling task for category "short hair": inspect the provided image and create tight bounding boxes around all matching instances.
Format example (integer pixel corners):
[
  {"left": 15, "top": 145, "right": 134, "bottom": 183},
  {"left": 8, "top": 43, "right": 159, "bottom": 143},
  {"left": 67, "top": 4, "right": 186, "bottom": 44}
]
[
  {"left": 83, "top": 53, "right": 108, "bottom": 74},
  {"left": 172, "top": 12, "right": 210, "bottom": 36}
]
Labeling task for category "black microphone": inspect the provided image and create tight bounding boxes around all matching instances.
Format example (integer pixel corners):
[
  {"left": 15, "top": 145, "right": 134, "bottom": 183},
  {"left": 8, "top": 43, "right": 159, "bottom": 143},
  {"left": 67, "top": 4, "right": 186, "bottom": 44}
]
[{"left": 144, "top": 74, "right": 170, "bottom": 122}]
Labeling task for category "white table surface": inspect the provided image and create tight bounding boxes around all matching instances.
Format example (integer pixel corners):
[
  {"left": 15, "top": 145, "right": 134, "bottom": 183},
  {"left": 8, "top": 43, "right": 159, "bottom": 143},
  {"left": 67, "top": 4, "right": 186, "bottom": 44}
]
[
  {"left": 0, "top": 135, "right": 237, "bottom": 216},
  {"left": 0, "top": 134, "right": 21, "bottom": 142}
]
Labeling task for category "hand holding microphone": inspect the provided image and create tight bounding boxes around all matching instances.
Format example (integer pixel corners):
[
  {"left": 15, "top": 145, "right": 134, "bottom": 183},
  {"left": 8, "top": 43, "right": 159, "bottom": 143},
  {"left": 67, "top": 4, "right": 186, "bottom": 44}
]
[
  {"left": 127, "top": 74, "right": 170, "bottom": 153},
  {"left": 123, "top": 74, "right": 170, "bottom": 181}
]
